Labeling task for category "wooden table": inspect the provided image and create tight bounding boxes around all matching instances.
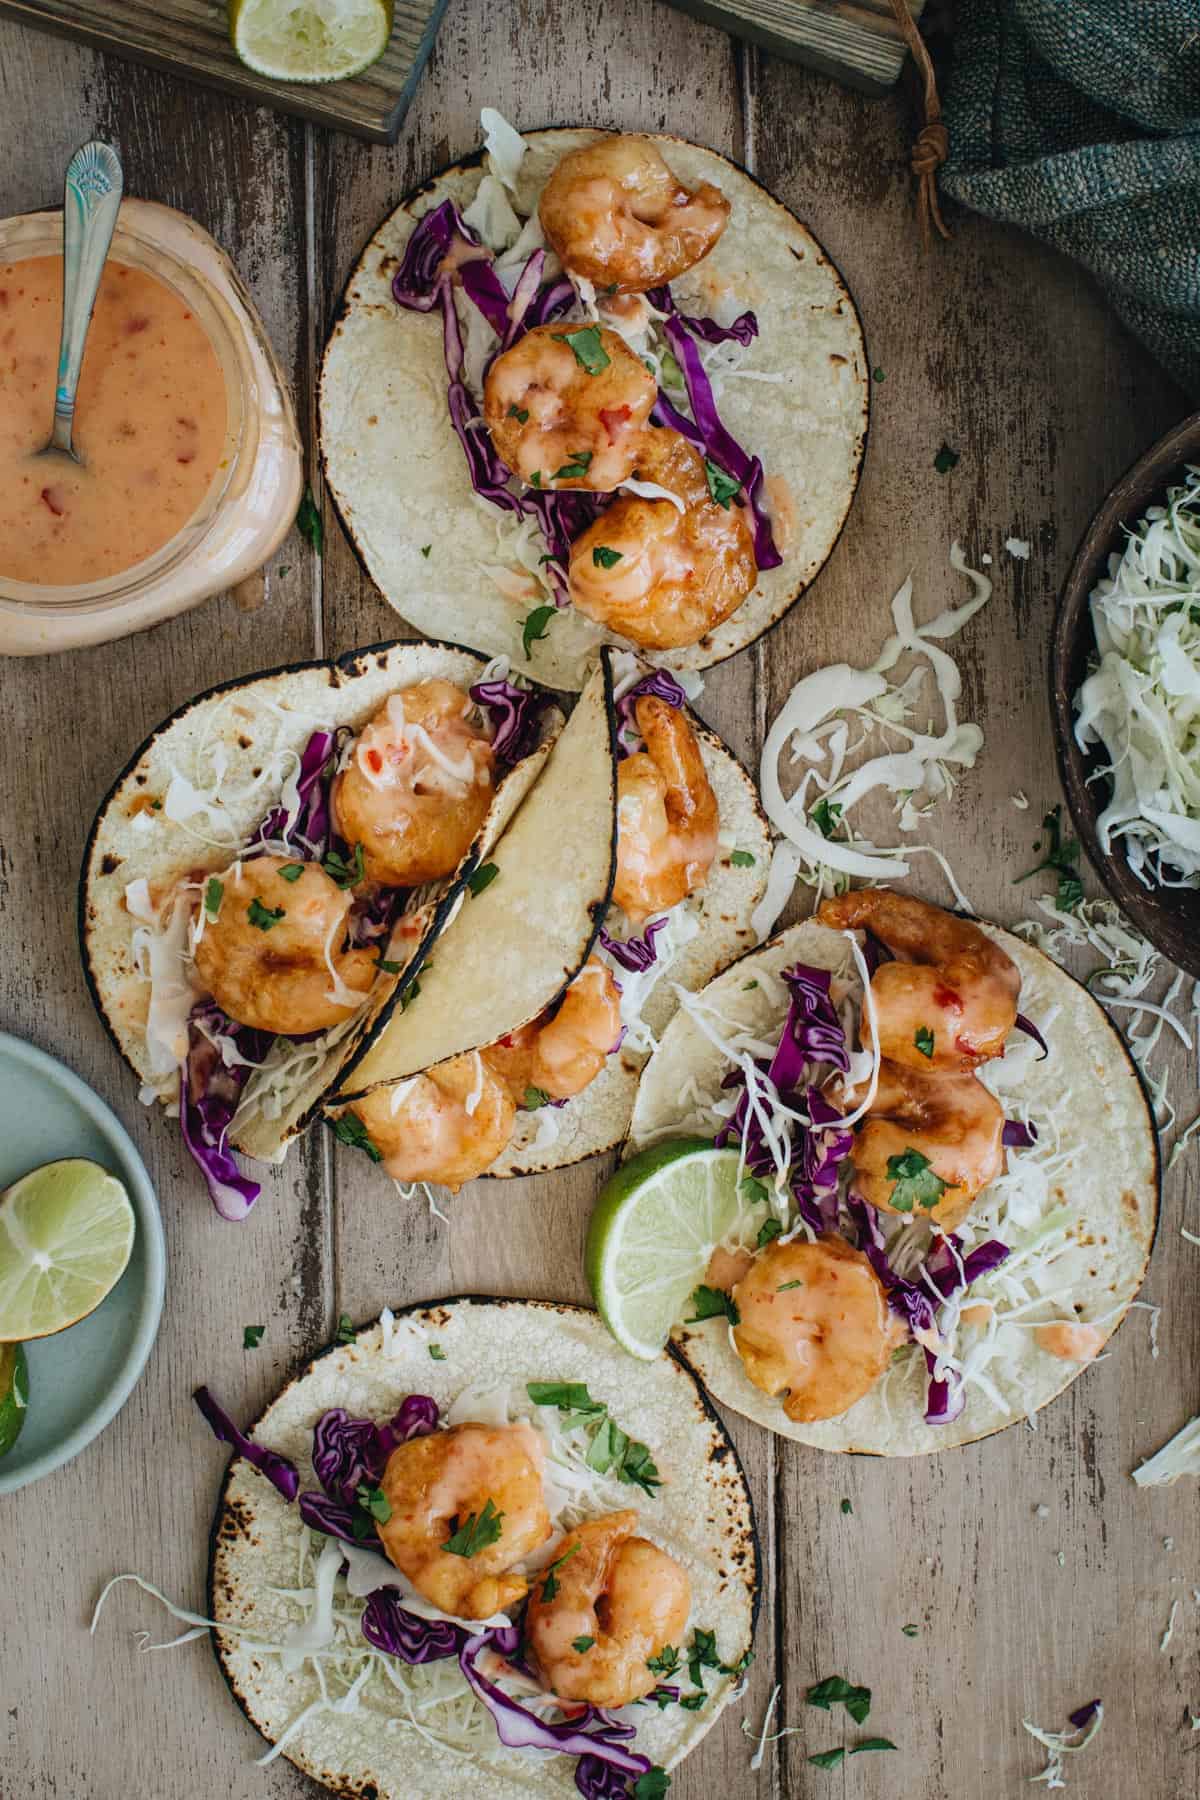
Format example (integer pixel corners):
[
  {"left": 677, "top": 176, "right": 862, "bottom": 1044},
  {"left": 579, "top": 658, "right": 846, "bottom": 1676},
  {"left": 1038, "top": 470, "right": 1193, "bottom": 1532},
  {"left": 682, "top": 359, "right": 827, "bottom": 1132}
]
[{"left": 1, "top": 9, "right": 1194, "bottom": 1798}]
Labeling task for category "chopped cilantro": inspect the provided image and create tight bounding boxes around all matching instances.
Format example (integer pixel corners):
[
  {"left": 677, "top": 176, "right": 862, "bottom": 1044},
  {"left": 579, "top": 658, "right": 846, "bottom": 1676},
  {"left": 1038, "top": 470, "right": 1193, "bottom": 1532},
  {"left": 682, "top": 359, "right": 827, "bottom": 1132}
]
[
  {"left": 646, "top": 1645, "right": 681, "bottom": 1678},
  {"left": 357, "top": 1483, "right": 392, "bottom": 1524},
  {"left": 852, "top": 1739, "right": 897, "bottom": 1754},
  {"left": 553, "top": 324, "right": 611, "bottom": 375},
  {"left": 444, "top": 1497, "right": 503, "bottom": 1558},
  {"left": 901, "top": 1623, "right": 919, "bottom": 1637},
  {"left": 329, "top": 1115, "right": 382, "bottom": 1163},
  {"left": 592, "top": 545, "right": 623, "bottom": 569},
  {"left": 552, "top": 450, "right": 594, "bottom": 482},
  {"left": 277, "top": 862, "right": 305, "bottom": 882},
  {"left": 526, "top": 1381, "right": 661, "bottom": 1494},
  {"left": 743, "top": 979, "right": 759, "bottom": 991},
  {"left": 757, "top": 1216, "right": 783, "bottom": 1248},
  {"left": 296, "top": 484, "right": 324, "bottom": 554},
  {"left": 522, "top": 604, "right": 555, "bottom": 658},
  {"left": 530, "top": 470, "right": 542, "bottom": 488},
  {"left": 466, "top": 862, "right": 499, "bottom": 896},
  {"left": 377, "top": 956, "right": 402, "bottom": 974},
  {"left": 807, "top": 1675, "right": 872, "bottom": 1724},
  {"left": 421, "top": 544, "right": 432, "bottom": 557},
  {"left": 539, "top": 1542, "right": 580, "bottom": 1602},
  {"left": 810, "top": 796, "right": 843, "bottom": 839},
  {"left": 872, "top": 366, "right": 886, "bottom": 382},
  {"left": 507, "top": 404, "right": 530, "bottom": 423},
  {"left": 742, "top": 1176, "right": 769, "bottom": 1204},
  {"left": 428, "top": 1344, "right": 446, "bottom": 1361},
  {"left": 933, "top": 442, "right": 959, "bottom": 474},
  {"left": 730, "top": 849, "right": 756, "bottom": 867},
  {"left": 204, "top": 877, "right": 224, "bottom": 920},
  {"left": 809, "top": 1749, "right": 845, "bottom": 1770},
  {"left": 322, "top": 842, "right": 365, "bottom": 889},
  {"left": 1016, "top": 804, "right": 1083, "bottom": 913},
  {"left": 524, "top": 1086, "right": 551, "bottom": 1110},
  {"left": 704, "top": 459, "right": 741, "bottom": 508},
  {"left": 688, "top": 1628, "right": 721, "bottom": 1689},
  {"left": 571, "top": 1635, "right": 596, "bottom": 1654},
  {"left": 242, "top": 1325, "right": 264, "bottom": 1349},
  {"left": 633, "top": 1771, "right": 669, "bottom": 1800},
  {"left": 841, "top": 1498, "right": 852, "bottom": 1515},
  {"left": 527, "top": 1381, "right": 604, "bottom": 1413},
  {"left": 778, "top": 1280, "right": 803, "bottom": 1291},
  {"left": 914, "top": 1024, "right": 935, "bottom": 1058},
  {"left": 686, "top": 1284, "right": 739, "bottom": 1325},
  {"left": 679, "top": 1692, "right": 706, "bottom": 1711},
  {"left": 247, "top": 898, "right": 285, "bottom": 930},
  {"left": 886, "top": 1147, "right": 947, "bottom": 1213},
  {"left": 334, "top": 1313, "right": 357, "bottom": 1344}
]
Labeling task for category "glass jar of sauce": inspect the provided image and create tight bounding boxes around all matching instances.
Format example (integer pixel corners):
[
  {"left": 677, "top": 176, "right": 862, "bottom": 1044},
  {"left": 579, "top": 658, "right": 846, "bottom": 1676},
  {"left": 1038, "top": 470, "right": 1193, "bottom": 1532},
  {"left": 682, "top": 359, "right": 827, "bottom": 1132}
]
[{"left": 0, "top": 199, "right": 302, "bottom": 654}]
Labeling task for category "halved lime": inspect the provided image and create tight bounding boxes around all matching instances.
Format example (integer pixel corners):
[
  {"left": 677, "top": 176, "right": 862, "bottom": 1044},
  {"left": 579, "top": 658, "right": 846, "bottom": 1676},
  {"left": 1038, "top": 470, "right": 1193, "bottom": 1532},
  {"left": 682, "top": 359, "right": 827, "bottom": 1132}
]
[
  {"left": 586, "top": 1140, "right": 755, "bottom": 1360},
  {"left": 0, "top": 1343, "right": 28, "bottom": 1456},
  {"left": 0, "top": 1159, "right": 135, "bottom": 1342},
  {"left": 229, "top": 0, "right": 394, "bottom": 83}
]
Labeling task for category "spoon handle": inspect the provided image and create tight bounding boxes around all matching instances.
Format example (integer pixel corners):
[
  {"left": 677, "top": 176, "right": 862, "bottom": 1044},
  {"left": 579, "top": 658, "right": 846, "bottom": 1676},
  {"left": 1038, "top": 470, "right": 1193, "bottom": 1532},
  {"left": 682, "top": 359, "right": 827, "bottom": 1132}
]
[{"left": 52, "top": 141, "right": 124, "bottom": 457}]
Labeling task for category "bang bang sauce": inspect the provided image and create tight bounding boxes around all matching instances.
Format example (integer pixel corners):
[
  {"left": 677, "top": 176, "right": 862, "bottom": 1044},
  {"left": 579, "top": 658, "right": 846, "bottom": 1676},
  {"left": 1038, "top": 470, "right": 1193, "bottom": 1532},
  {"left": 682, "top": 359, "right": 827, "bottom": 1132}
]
[{"left": 0, "top": 256, "right": 227, "bottom": 586}]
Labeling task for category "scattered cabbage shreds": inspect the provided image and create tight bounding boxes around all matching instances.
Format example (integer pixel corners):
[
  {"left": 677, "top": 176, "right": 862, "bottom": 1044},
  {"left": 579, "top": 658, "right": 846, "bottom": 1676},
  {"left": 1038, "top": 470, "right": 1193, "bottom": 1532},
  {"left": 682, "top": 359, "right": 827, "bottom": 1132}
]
[
  {"left": 755, "top": 543, "right": 991, "bottom": 934},
  {"left": 1022, "top": 1701, "right": 1103, "bottom": 1789},
  {"left": 1132, "top": 1415, "right": 1200, "bottom": 1487},
  {"left": 1074, "top": 465, "right": 1200, "bottom": 889}
]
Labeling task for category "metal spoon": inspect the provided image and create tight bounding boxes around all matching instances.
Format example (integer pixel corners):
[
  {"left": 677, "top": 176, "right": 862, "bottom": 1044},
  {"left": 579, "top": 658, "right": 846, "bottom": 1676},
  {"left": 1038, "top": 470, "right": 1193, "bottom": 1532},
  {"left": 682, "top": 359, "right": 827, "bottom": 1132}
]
[{"left": 34, "top": 140, "right": 123, "bottom": 468}]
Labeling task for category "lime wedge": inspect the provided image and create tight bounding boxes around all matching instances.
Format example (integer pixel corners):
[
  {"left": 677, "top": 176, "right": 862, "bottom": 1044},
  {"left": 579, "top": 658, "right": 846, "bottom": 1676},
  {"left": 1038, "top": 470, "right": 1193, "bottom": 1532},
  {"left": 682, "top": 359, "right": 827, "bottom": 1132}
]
[
  {"left": 0, "top": 1159, "right": 135, "bottom": 1342},
  {"left": 586, "top": 1140, "right": 754, "bottom": 1360},
  {"left": 0, "top": 1343, "right": 29, "bottom": 1456},
  {"left": 230, "top": 0, "right": 394, "bottom": 83}
]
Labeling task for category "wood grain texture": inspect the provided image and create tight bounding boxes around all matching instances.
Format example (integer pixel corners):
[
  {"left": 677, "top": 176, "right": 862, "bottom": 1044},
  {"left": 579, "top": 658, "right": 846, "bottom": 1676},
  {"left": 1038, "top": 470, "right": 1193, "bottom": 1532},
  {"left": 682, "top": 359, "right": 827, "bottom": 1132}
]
[
  {"left": 0, "top": 8, "right": 1196, "bottom": 1800},
  {"left": 659, "top": 0, "right": 928, "bottom": 94},
  {"left": 0, "top": 0, "right": 448, "bottom": 141}
]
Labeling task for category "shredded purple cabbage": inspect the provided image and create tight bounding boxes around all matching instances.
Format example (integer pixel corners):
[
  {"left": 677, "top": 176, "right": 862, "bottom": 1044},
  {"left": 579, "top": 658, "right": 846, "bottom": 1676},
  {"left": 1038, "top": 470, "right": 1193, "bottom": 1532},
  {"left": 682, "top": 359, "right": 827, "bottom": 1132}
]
[
  {"left": 599, "top": 916, "right": 669, "bottom": 972},
  {"left": 179, "top": 1007, "right": 271, "bottom": 1221},
  {"left": 923, "top": 1352, "right": 966, "bottom": 1426},
  {"left": 392, "top": 199, "right": 480, "bottom": 311},
  {"left": 459, "top": 1631, "right": 649, "bottom": 1779},
  {"left": 1014, "top": 1011, "right": 1049, "bottom": 1060},
  {"left": 1069, "top": 1699, "right": 1102, "bottom": 1730},
  {"left": 193, "top": 1386, "right": 299, "bottom": 1501},
  {"left": 470, "top": 677, "right": 545, "bottom": 766},
  {"left": 614, "top": 669, "right": 687, "bottom": 754},
  {"left": 361, "top": 1588, "right": 465, "bottom": 1663},
  {"left": 311, "top": 1396, "right": 439, "bottom": 1506},
  {"left": 297, "top": 1489, "right": 379, "bottom": 1547},
  {"left": 645, "top": 284, "right": 759, "bottom": 347},
  {"left": 791, "top": 1088, "right": 853, "bottom": 1235},
  {"left": 1002, "top": 1118, "right": 1039, "bottom": 1149},
  {"left": 250, "top": 726, "right": 340, "bottom": 857},
  {"left": 716, "top": 964, "right": 851, "bottom": 1184}
]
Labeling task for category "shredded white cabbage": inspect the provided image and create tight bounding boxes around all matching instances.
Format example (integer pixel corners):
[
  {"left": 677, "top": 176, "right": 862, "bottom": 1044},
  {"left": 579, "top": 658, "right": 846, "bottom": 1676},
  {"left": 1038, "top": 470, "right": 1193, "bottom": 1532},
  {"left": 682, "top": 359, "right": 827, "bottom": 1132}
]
[
  {"left": 1132, "top": 1414, "right": 1200, "bottom": 1487},
  {"left": 1022, "top": 1703, "right": 1104, "bottom": 1789},
  {"left": 1074, "top": 465, "right": 1200, "bottom": 888},
  {"left": 479, "top": 107, "right": 527, "bottom": 194}
]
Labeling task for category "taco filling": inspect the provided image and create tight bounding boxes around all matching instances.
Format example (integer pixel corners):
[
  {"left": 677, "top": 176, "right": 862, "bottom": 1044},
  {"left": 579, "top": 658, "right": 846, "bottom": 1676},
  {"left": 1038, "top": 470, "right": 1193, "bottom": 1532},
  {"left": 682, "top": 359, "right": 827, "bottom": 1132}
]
[{"left": 623, "top": 892, "right": 1158, "bottom": 1453}]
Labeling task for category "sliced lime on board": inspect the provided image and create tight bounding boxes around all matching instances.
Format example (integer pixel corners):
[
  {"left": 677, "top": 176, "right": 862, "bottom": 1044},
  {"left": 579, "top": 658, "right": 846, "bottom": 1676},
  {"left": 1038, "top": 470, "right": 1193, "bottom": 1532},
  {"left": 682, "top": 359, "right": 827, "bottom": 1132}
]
[
  {"left": 586, "top": 1140, "right": 754, "bottom": 1360},
  {"left": 229, "top": 0, "right": 395, "bottom": 83},
  {"left": 0, "top": 1343, "right": 28, "bottom": 1456},
  {"left": 0, "top": 1159, "right": 135, "bottom": 1342}
]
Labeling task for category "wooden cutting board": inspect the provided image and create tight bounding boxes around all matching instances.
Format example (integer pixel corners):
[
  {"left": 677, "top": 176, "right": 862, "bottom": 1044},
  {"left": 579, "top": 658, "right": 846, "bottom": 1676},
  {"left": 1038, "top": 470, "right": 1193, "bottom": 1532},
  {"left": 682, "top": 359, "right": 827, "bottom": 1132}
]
[
  {"left": 0, "top": 0, "right": 448, "bottom": 142},
  {"left": 661, "top": 0, "right": 927, "bottom": 94}
]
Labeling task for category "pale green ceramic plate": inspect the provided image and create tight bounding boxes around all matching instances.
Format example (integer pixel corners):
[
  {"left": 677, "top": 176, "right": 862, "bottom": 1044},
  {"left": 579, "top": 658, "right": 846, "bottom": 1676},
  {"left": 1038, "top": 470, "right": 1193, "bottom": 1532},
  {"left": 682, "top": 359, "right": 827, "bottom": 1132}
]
[{"left": 0, "top": 1033, "right": 165, "bottom": 1494}]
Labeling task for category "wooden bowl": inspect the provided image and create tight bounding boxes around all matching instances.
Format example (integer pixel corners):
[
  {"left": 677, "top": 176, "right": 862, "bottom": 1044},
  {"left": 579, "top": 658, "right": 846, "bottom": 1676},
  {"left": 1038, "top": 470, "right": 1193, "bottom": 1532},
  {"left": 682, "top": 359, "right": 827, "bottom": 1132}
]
[{"left": 1051, "top": 411, "right": 1200, "bottom": 977}]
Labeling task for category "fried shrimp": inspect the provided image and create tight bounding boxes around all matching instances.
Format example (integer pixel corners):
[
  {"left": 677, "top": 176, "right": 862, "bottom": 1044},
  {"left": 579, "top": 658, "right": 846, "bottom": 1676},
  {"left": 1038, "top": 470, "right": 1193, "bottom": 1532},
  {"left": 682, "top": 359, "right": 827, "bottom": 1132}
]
[
  {"left": 730, "top": 1235, "right": 903, "bottom": 1424},
  {"left": 834, "top": 1059, "right": 1006, "bottom": 1230},
  {"left": 613, "top": 695, "right": 718, "bottom": 922},
  {"left": 524, "top": 1511, "right": 691, "bottom": 1706},
  {"left": 348, "top": 1051, "right": 516, "bottom": 1190},
  {"left": 538, "top": 135, "right": 730, "bottom": 293},
  {"left": 485, "top": 959, "right": 621, "bottom": 1104},
  {"left": 816, "top": 890, "right": 1021, "bottom": 1071},
  {"left": 483, "top": 323, "right": 656, "bottom": 491},
  {"left": 192, "top": 855, "right": 377, "bottom": 1036},
  {"left": 568, "top": 428, "right": 756, "bottom": 650},
  {"left": 332, "top": 680, "right": 496, "bottom": 887},
  {"left": 377, "top": 1421, "right": 551, "bottom": 1619}
]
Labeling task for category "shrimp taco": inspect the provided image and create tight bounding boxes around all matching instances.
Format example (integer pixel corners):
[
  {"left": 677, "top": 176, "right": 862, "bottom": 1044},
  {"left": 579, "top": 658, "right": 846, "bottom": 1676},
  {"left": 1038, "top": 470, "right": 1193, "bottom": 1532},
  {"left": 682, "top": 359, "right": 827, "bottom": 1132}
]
[
  {"left": 320, "top": 111, "right": 868, "bottom": 691},
  {"left": 79, "top": 642, "right": 571, "bottom": 1220},
  {"left": 93, "top": 1298, "right": 759, "bottom": 1799},
  {"left": 613, "top": 892, "right": 1158, "bottom": 1454},
  {"left": 326, "top": 648, "right": 771, "bottom": 1186}
]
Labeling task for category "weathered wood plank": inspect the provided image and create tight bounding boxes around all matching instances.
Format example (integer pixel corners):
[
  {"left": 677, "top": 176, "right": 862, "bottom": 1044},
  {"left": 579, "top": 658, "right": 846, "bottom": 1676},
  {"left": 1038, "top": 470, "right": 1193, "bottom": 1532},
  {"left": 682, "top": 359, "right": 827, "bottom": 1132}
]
[
  {"left": 0, "top": 24, "right": 326, "bottom": 1799},
  {"left": 748, "top": 50, "right": 1192, "bottom": 1800}
]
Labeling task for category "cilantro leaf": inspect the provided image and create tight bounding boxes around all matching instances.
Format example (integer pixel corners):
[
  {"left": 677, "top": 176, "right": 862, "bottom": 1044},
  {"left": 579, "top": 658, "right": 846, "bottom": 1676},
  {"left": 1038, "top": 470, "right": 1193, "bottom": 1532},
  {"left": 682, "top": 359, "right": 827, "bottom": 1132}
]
[
  {"left": 807, "top": 1676, "right": 872, "bottom": 1723},
  {"left": 646, "top": 1645, "right": 681, "bottom": 1678},
  {"left": 851, "top": 1739, "right": 897, "bottom": 1754},
  {"left": 444, "top": 1497, "right": 504, "bottom": 1558},
  {"left": 686, "top": 1284, "right": 739, "bottom": 1325},
  {"left": 810, "top": 797, "right": 843, "bottom": 839},
  {"left": 633, "top": 1771, "right": 670, "bottom": 1800},
  {"left": 296, "top": 484, "right": 324, "bottom": 554},
  {"left": 377, "top": 956, "right": 403, "bottom": 974},
  {"left": 730, "top": 849, "right": 756, "bottom": 867},
  {"left": 526, "top": 1381, "right": 604, "bottom": 1413},
  {"left": 530, "top": 470, "right": 542, "bottom": 488},
  {"left": 777, "top": 1280, "right": 803, "bottom": 1291},
  {"left": 552, "top": 450, "right": 594, "bottom": 482},
  {"left": 204, "top": 877, "right": 224, "bottom": 920},
  {"left": 885, "top": 1147, "right": 947, "bottom": 1213},
  {"left": 247, "top": 898, "right": 285, "bottom": 931},
  {"left": 420, "top": 544, "right": 432, "bottom": 557},
  {"left": 572, "top": 1635, "right": 595, "bottom": 1654},
  {"left": 742, "top": 1176, "right": 770, "bottom": 1205},
  {"left": 687, "top": 1627, "right": 721, "bottom": 1689},
  {"left": 242, "top": 1325, "right": 264, "bottom": 1349},
  {"left": 1056, "top": 871, "right": 1084, "bottom": 912},
  {"left": 523, "top": 1086, "right": 551, "bottom": 1110},
  {"left": 809, "top": 1749, "right": 845, "bottom": 1769},
  {"left": 522, "top": 604, "right": 556, "bottom": 658},
  {"left": 277, "top": 862, "right": 305, "bottom": 882},
  {"left": 466, "top": 862, "right": 499, "bottom": 897},
  {"left": 321, "top": 842, "right": 365, "bottom": 889},
  {"left": 872, "top": 366, "right": 886, "bottom": 382},
  {"left": 592, "top": 545, "right": 623, "bottom": 569},
  {"left": 679, "top": 1692, "right": 706, "bottom": 1710},
  {"left": 553, "top": 324, "right": 611, "bottom": 375},
  {"left": 840, "top": 1497, "right": 852, "bottom": 1515},
  {"left": 704, "top": 459, "right": 741, "bottom": 508},
  {"left": 902, "top": 1623, "right": 919, "bottom": 1637},
  {"left": 329, "top": 1114, "right": 382, "bottom": 1163},
  {"left": 538, "top": 1542, "right": 580, "bottom": 1602},
  {"left": 757, "top": 1217, "right": 783, "bottom": 1249},
  {"left": 618, "top": 1438, "right": 662, "bottom": 1497},
  {"left": 335, "top": 1313, "right": 357, "bottom": 1344},
  {"left": 933, "top": 442, "right": 959, "bottom": 474},
  {"left": 1016, "top": 804, "right": 1083, "bottom": 913},
  {"left": 428, "top": 1344, "right": 446, "bottom": 1361},
  {"left": 914, "top": 1025, "right": 935, "bottom": 1058},
  {"left": 356, "top": 1483, "right": 392, "bottom": 1524},
  {"left": 507, "top": 404, "right": 530, "bottom": 423}
]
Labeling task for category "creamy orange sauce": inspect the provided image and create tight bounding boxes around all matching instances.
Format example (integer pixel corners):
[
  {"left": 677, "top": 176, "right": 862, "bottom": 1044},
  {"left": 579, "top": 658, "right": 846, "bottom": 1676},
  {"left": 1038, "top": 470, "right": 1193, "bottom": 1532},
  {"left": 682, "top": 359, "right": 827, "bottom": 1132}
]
[
  {"left": 1035, "top": 1321, "right": 1105, "bottom": 1363},
  {"left": 0, "top": 256, "right": 226, "bottom": 585}
]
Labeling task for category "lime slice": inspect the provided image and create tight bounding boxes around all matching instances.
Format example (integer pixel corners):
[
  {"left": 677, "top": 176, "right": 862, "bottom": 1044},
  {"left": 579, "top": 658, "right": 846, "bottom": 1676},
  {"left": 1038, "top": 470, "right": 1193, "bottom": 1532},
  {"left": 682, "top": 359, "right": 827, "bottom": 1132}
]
[
  {"left": 230, "top": 0, "right": 394, "bottom": 83},
  {"left": 0, "top": 1159, "right": 135, "bottom": 1342},
  {"left": 0, "top": 1343, "right": 29, "bottom": 1456},
  {"left": 586, "top": 1140, "right": 754, "bottom": 1360}
]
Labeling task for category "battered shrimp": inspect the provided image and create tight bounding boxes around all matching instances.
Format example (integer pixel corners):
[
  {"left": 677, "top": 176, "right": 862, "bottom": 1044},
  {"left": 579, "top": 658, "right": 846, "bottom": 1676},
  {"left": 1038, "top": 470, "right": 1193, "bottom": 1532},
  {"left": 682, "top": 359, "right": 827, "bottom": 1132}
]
[
  {"left": 835, "top": 1059, "right": 1005, "bottom": 1231},
  {"left": 524, "top": 1511, "right": 691, "bottom": 1706},
  {"left": 613, "top": 695, "right": 718, "bottom": 922},
  {"left": 378, "top": 1421, "right": 551, "bottom": 1619},
  {"left": 193, "top": 855, "right": 377, "bottom": 1036},
  {"left": 485, "top": 960, "right": 622, "bottom": 1103},
  {"left": 730, "top": 1235, "right": 903, "bottom": 1424},
  {"left": 816, "top": 891, "right": 1021, "bottom": 1072},
  {"left": 332, "top": 681, "right": 496, "bottom": 887},
  {"left": 347, "top": 1051, "right": 515, "bottom": 1190},
  {"left": 568, "top": 428, "right": 756, "bottom": 650},
  {"left": 539, "top": 135, "right": 730, "bottom": 293},
  {"left": 483, "top": 324, "right": 656, "bottom": 490}
]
